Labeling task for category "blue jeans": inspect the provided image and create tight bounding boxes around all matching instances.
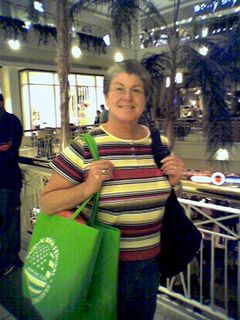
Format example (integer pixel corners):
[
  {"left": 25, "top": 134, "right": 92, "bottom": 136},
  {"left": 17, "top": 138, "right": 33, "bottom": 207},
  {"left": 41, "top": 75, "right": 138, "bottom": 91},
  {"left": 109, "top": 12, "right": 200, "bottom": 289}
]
[
  {"left": 118, "top": 257, "right": 160, "bottom": 320},
  {"left": 0, "top": 188, "right": 21, "bottom": 269}
]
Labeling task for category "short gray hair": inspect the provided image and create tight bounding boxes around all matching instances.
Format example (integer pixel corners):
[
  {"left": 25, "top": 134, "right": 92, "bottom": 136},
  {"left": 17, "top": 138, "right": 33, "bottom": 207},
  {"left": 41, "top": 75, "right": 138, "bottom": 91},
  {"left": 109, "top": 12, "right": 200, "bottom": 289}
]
[{"left": 103, "top": 59, "right": 151, "bottom": 100}]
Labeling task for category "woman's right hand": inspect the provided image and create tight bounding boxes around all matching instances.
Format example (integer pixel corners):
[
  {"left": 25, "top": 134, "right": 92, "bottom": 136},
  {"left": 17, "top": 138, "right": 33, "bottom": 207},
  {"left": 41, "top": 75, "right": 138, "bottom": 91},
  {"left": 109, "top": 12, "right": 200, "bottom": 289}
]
[
  {"left": 40, "top": 160, "right": 115, "bottom": 215},
  {"left": 83, "top": 159, "right": 115, "bottom": 197}
]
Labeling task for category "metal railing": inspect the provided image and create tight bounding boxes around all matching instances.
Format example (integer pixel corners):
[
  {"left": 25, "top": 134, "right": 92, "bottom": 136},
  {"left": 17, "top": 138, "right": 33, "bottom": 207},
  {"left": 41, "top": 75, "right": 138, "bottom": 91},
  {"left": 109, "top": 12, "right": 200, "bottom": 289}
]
[
  {"left": 22, "top": 126, "right": 93, "bottom": 159},
  {"left": 158, "top": 198, "right": 240, "bottom": 320},
  {"left": 20, "top": 165, "right": 240, "bottom": 320}
]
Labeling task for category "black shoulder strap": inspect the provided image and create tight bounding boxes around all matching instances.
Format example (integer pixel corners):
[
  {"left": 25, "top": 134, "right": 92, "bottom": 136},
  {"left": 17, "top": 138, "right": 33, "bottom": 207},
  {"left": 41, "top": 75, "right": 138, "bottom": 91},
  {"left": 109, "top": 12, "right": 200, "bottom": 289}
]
[{"left": 150, "top": 128, "right": 171, "bottom": 169}]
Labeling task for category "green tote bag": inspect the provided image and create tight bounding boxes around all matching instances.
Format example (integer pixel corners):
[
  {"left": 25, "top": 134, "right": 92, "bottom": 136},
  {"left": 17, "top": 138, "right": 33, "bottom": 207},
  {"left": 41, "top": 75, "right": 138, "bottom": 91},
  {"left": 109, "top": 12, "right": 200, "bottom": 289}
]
[
  {"left": 77, "top": 134, "right": 120, "bottom": 320},
  {"left": 22, "top": 133, "right": 120, "bottom": 320}
]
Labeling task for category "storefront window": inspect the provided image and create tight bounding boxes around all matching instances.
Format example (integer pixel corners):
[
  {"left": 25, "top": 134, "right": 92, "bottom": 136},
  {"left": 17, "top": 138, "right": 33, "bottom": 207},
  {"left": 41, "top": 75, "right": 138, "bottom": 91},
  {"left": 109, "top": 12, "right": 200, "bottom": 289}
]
[
  {"left": 68, "top": 74, "right": 76, "bottom": 86},
  {"left": 30, "top": 85, "right": 56, "bottom": 128},
  {"left": 96, "top": 76, "right": 103, "bottom": 87},
  {"left": 28, "top": 72, "right": 55, "bottom": 85},
  {"left": 76, "top": 75, "right": 95, "bottom": 86},
  {"left": 20, "top": 70, "right": 104, "bottom": 130}
]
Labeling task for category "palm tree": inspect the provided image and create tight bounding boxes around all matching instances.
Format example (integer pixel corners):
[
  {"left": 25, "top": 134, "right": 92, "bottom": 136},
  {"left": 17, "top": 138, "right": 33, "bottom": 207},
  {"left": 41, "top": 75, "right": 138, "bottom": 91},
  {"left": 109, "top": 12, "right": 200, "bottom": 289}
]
[
  {"left": 56, "top": 0, "right": 71, "bottom": 149},
  {"left": 70, "top": 0, "right": 164, "bottom": 47}
]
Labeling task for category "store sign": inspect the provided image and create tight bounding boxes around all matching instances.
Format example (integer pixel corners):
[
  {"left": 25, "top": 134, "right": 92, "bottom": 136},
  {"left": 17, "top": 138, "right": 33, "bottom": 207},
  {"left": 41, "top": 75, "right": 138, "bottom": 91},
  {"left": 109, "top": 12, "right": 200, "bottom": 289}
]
[
  {"left": 194, "top": 0, "right": 240, "bottom": 15},
  {"left": 190, "top": 171, "right": 240, "bottom": 186}
]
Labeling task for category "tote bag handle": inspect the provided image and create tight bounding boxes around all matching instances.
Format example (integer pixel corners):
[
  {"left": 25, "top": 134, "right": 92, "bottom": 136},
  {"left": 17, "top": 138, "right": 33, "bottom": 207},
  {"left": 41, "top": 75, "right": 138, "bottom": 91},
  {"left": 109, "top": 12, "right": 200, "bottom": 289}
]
[{"left": 70, "top": 133, "right": 100, "bottom": 227}]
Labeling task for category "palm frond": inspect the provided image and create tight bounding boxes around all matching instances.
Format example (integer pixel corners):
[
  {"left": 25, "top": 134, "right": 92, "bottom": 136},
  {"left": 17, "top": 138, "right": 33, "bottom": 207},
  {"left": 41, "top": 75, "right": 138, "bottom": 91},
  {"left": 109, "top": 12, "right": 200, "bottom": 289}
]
[
  {"left": 181, "top": 44, "right": 234, "bottom": 156},
  {"left": 141, "top": 53, "right": 170, "bottom": 80},
  {"left": 139, "top": 0, "right": 168, "bottom": 28},
  {"left": 110, "top": 0, "right": 140, "bottom": 46},
  {"left": 70, "top": 0, "right": 108, "bottom": 19},
  {"left": 70, "top": 0, "right": 167, "bottom": 46},
  {"left": 141, "top": 53, "right": 170, "bottom": 116}
]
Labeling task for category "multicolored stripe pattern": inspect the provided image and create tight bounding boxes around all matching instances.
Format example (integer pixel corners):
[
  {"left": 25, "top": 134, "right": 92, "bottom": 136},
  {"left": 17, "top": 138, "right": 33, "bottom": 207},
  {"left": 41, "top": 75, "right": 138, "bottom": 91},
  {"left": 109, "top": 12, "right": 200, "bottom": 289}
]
[{"left": 50, "top": 127, "right": 173, "bottom": 261}]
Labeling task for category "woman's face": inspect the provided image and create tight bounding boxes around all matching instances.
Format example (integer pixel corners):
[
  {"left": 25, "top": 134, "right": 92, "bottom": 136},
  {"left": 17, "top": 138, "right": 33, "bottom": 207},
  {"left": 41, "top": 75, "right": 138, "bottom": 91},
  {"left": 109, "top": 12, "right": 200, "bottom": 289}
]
[{"left": 105, "top": 72, "right": 146, "bottom": 124}]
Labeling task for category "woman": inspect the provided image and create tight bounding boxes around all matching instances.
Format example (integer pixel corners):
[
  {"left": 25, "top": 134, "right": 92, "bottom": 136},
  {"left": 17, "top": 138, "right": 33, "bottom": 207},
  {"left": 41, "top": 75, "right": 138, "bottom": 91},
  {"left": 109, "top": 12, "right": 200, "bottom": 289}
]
[{"left": 40, "top": 59, "right": 184, "bottom": 320}]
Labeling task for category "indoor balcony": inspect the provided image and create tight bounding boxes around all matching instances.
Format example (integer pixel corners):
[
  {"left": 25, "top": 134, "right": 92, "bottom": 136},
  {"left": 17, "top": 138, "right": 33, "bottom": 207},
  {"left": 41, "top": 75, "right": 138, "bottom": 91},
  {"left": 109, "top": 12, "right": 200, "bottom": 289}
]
[{"left": 19, "top": 117, "right": 240, "bottom": 173}]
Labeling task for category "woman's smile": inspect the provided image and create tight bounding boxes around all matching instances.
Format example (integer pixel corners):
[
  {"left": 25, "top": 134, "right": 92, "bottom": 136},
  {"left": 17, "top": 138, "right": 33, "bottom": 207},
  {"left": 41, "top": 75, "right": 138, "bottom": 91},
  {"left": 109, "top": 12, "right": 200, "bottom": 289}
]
[{"left": 118, "top": 105, "right": 135, "bottom": 110}]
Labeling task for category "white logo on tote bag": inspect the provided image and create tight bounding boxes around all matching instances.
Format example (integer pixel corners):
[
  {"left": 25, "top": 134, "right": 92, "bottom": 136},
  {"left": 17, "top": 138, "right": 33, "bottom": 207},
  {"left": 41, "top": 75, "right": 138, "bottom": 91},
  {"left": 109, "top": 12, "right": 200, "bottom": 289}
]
[{"left": 23, "top": 237, "right": 59, "bottom": 303}]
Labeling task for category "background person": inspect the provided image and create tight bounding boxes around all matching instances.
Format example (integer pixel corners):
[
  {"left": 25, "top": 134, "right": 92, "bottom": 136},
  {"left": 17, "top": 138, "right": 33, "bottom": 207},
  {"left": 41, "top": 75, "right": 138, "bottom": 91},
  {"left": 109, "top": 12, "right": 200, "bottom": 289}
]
[
  {"left": 0, "top": 93, "right": 23, "bottom": 277},
  {"left": 99, "top": 103, "right": 108, "bottom": 123},
  {"left": 94, "top": 110, "right": 101, "bottom": 125},
  {"left": 40, "top": 60, "right": 184, "bottom": 320}
]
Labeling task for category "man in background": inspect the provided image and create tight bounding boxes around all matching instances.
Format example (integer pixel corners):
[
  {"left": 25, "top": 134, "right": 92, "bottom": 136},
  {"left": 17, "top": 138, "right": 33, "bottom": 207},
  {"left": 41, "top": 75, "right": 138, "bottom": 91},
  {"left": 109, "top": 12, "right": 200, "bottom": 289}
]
[
  {"left": 99, "top": 104, "right": 108, "bottom": 124},
  {"left": 94, "top": 110, "right": 101, "bottom": 125},
  {"left": 0, "top": 93, "right": 23, "bottom": 277}
]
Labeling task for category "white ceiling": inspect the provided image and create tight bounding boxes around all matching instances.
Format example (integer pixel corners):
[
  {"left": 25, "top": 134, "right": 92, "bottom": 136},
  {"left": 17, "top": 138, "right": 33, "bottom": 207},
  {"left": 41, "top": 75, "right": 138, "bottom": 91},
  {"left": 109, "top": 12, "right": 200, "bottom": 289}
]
[
  {"left": 1, "top": 1, "right": 201, "bottom": 20},
  {"left": 2, "top": 1, "right": 238, "bottom": 32},
  {"left": 148, "top": 0, "right": 201, "bottom": 14}
]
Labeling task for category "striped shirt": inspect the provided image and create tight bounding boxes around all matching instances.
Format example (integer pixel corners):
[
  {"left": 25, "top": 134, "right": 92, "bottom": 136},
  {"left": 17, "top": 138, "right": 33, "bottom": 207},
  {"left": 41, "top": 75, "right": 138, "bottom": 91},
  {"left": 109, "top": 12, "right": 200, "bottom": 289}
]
[{"left": 50, "top": 126, "right": 173, "bottom": 261}]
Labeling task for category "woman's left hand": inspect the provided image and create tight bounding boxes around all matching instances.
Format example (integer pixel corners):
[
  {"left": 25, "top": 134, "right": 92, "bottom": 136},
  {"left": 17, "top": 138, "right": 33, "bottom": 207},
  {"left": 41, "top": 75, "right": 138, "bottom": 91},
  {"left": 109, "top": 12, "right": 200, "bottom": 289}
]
[{"left": 160, "top": 156, "right": 184, "bottom": 186}]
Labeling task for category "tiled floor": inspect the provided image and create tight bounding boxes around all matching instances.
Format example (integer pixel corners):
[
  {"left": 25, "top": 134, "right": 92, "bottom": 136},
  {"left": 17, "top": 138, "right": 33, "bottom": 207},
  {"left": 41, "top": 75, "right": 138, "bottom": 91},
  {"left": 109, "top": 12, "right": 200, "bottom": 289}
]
[
  {"left": 0, "top": 232, "right": 31, "bottom": 320},
  {"left": 0, "top": 230, "right": 165, "bottom": 320},
  {"left": 0, "top": 228, "right": 178, "bottom": 320},
  {"left": 0, "top": 305, "right": 16, "bottom": 320}
]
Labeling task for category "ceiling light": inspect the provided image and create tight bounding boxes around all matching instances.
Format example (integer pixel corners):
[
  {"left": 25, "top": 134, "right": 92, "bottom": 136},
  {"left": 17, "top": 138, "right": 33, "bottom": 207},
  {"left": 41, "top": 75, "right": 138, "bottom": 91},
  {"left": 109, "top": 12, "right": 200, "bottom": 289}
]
[
  {"left": 24, "top": 21, "right": 32, "bottom": 29},
  {"left": 103, "top": 34, "right": 111, "bottom": 46},
  {"left": 114, "top": 52, "right": 124, "bottom": 62},
  {"left": 199, "top": 46, "right": 208, "bottom": 56},
  {"left": 166, "top": 77, "right": 170, "bottom": 88},
  {"left": 215, "top": 148, "right": 229, "bottom": 161},
  {"left": 202, "top": 27, "right": 208, "bottom": 37},
  {"left": 34, "top": 1, "right": 44, "bottom": 13},
  {"left": 175, "top": 72, "right": 183, "bottom": 84},
  {"left": 71, "top": 45, "right": 81, "bottom": 58},
  {"left": 8, "top": 39, "right": 20, "bottom": 50}
]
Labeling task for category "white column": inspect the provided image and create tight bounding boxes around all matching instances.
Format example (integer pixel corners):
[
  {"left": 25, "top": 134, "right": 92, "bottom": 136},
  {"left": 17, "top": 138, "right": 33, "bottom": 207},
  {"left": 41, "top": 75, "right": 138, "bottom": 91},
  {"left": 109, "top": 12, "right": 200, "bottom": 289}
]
[{"left": 1, "top": 66, "right": 22, "bottom": 121}]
